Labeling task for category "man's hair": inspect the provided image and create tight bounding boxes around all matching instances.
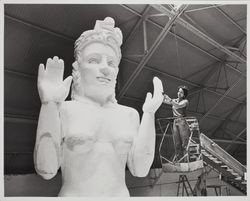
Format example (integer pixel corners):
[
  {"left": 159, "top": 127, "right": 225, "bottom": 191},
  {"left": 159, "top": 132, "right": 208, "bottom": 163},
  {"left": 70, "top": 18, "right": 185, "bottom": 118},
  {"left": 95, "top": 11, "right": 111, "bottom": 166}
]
[{"left": 178, "top": 85, "right": 189, "bottom": 98}]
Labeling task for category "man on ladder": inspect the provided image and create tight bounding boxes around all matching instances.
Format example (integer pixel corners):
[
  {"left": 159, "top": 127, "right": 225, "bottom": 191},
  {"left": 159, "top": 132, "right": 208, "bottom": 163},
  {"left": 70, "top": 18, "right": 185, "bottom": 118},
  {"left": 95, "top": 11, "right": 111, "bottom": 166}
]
[{"left": 163, "top": 85, "right": 190, "bottom": 162}]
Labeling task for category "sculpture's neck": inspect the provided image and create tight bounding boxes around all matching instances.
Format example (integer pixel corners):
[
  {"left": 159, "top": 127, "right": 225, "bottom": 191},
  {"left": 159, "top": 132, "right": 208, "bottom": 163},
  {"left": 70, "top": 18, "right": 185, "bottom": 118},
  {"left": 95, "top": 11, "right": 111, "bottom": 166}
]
[{"left": 74, "top": 94, "right": 113, "bottom": 107}]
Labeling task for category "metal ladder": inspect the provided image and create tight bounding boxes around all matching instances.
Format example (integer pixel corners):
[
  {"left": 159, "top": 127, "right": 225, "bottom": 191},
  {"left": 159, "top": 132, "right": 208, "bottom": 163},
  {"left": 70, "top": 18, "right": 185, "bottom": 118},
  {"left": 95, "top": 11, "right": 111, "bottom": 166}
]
[{"left": 176, "top": 175, "right": 195, "bottom": 196}]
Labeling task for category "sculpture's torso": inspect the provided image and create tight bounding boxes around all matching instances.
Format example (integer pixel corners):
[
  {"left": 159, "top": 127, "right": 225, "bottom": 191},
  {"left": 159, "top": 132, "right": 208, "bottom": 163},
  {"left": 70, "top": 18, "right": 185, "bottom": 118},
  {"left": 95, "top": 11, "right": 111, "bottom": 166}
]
[{"left": 58, "top": 100, "right": 137, "bottom": 196}]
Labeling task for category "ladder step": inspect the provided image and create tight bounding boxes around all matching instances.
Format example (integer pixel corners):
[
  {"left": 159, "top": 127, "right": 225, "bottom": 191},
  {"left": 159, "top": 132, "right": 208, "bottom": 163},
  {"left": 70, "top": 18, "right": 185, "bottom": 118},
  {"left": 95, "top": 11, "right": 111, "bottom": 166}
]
[
  {"left": 189, "top": 149, "right": 199, "bottom": 152},
  {"left": 221, "top": 165, "right": 228, "bottom": 168},
  {"left": 244, "top": 172, "right": 247, "bottom": 179},
  {"left": 189, "top": 143, "right": 199, "bottom": 146},
  {"left": 231, "top": 172, "right": 239, "bottom": 176},
  {"left": 208, "top": 156, "right": 217, "bottom": 160},
  {"left": 190, "top": 156, "right": 197, "bottom": 159},
  {"left": 189, "top": 152, "right": 199, "bottom": 155},
  {"left": 235, "top": 176, "right": 242, "bottom": 181}
]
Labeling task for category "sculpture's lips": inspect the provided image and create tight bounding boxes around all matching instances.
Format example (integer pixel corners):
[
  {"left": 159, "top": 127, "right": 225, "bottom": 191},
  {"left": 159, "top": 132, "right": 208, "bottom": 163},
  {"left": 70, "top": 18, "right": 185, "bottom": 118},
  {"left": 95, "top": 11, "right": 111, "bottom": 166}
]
[{"left": 97, "top": 77, "right": 111, "bottom": 83}]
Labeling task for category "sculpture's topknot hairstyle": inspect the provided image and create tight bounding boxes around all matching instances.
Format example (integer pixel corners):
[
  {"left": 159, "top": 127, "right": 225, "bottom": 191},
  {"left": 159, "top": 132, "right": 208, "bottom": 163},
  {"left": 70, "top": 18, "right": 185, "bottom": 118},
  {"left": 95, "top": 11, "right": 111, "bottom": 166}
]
[{"left": 74, "top": 17, "right": 123, "bottom": 61}]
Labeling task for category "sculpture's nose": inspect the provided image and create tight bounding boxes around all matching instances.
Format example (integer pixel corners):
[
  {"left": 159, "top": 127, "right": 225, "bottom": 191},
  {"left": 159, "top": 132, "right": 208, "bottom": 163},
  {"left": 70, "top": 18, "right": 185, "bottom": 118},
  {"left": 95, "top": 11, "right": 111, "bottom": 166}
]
[{"left": 100, "top": 66, "right": 111, "bottom": 76}]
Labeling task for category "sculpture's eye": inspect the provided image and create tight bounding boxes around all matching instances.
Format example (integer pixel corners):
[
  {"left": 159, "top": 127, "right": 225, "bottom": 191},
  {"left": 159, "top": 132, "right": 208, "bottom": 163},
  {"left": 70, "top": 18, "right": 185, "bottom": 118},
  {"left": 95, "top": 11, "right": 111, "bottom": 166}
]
[
  {"left": 108, "top": 60, "right": 115, "bottom": 68},
  {"left": 88, "top": 57, "right": 100, "bottom": 64},
  {"left": 107, "top": 57, "right": 117, "bottom": 68}
]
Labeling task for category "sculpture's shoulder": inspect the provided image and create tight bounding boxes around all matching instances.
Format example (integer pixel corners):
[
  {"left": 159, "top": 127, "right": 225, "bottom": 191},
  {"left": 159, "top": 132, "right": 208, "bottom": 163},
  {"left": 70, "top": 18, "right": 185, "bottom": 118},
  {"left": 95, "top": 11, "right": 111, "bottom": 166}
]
[
  {"left": 59, "top": 100, "right": 76, "bottom": 114},
  {"left": 116, "top": 104, "right": 140, "bottom": 120}
]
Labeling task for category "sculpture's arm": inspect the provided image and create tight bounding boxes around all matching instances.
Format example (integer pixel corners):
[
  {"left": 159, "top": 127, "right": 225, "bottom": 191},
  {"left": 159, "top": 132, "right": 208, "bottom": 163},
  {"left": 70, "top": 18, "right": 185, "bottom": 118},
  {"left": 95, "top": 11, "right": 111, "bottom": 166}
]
[
  {"left": 34, "top": 102, "right": 62, "bottom": 179},
  {"left": 33, "top": 56, "right": 72, "bottom": 180},
  {"left": 127, "top": 77, "right": 163, "bottom": 177}
]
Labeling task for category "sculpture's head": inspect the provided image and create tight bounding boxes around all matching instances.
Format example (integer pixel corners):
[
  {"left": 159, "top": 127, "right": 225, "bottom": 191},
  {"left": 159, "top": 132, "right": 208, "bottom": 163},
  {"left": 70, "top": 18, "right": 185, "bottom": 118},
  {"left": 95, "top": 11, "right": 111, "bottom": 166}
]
[{"left": 71, "top": 17, "right": 123, "bottom": 103}]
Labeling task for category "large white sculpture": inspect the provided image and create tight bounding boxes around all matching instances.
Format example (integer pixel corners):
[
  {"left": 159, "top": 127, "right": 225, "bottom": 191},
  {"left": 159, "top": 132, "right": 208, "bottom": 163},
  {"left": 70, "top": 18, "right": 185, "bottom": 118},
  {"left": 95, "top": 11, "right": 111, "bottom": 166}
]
[{"left": 34, "top": 17, "right": 164, "bottom": 196}]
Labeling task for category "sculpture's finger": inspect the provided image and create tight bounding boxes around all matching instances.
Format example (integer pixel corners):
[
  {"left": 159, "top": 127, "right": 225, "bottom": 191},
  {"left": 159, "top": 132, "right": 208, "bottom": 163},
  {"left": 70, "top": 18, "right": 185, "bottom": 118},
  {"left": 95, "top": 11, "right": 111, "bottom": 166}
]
[
  {"left": 57, "top": 59, "right": 65, "bottom": 81},
  {"left": 53, "top": 56, "right": 59, "bottom": 61},
  {"left": 153, "top": 77, "right": 163, "bottom": 97},
  {"left": 145, "top": 92, "right": 152, "bottom": 102},
  {"left": 45, "top": 58, "right": 53, "bottom": 78},
  {"left": 63, "top": 76, "right": 73, "bottom": 91},
  {"left": 38, "top": 63, "right": 45, "bottom": 83},
  {"left": 52, "top": 56, "right": 60, "bottom": 69},
  {"left": 45, "top": 58, "right": 52, "bottom": 70},
  {"left": 46, "top": 56, "right": 63, "bottom": 83}
]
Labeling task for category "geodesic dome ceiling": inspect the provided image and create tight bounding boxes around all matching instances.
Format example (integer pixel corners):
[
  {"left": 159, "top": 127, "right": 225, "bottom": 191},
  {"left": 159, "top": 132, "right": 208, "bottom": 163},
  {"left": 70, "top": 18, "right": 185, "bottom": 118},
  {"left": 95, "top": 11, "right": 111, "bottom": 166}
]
[{"left": 4, "top": 4, "right": 246, "bottom": 174}]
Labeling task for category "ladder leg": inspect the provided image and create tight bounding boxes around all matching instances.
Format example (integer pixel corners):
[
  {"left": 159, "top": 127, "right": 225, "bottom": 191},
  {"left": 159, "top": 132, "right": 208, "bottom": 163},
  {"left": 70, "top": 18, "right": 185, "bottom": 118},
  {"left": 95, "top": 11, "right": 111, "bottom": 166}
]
[
  {"left": 177, "top": 175, "right": 181, "bottom": 196},
  {"left": 181, "top": 176, "right": 185, "bottom": 196},
  {"left": 214, "top": 188, "right": 218, "bottom": 196},
  {"left": 182, "top": 179, "right": 189, "bottom": 196},
  {"left": 185, "top": 175, "right": 195, "bottom": 196},
  {"left": 177, "top": 174, "right": 196, "bottom": 196}
]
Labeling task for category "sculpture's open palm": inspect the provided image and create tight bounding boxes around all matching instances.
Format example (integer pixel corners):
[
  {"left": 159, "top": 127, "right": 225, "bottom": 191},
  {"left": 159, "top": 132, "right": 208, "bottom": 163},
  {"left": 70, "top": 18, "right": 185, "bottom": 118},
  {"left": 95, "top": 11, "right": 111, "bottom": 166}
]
[
  {"left": 142, "top": 77, "right": 164, "bottom": 113},
  {"left": 37, "top": 56, "right": 72, "bottom": 103}
]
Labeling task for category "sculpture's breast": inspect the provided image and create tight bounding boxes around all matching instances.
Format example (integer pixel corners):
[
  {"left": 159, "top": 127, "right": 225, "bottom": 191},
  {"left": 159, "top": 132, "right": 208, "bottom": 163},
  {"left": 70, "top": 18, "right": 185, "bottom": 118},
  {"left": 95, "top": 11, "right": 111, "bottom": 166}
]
[
  {"left": 59, "top": 101, "right": 100, "bottom": 153},
  {"left": 59, "top": 101, "right": 137, "bottom": 155},
  {"left": 64, "top": 134, "right": 96, "bottom": 153}
]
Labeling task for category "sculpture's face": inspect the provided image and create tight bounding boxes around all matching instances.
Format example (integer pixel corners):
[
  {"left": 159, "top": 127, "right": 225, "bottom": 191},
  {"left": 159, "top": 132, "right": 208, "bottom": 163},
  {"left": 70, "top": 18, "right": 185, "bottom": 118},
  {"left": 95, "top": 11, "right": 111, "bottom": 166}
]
[{"left": 76, "top": 42, "right": 119, "bottom": 101}]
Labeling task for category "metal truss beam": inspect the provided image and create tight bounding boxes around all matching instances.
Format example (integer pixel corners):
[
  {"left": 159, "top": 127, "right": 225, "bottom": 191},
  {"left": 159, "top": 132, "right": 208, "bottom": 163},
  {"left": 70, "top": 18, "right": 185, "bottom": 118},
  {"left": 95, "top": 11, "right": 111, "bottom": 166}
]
[
  {"left": 199, "top": 75, "right": 243, "bottom": 123},
  {"left": 117, "top": 5, "right": 188, "bottom": 100},
  {"left": 183, "top": 12, "right": 212, "bottom": 37},
  {"left": 5, "top": 114, "right": 37, "bottom": 124},
  {"left": 142, "top": 18, "right": 148, "bottom": 52},
  {"left": 184, "top": 4, "right": 224, "bottom": 13},
  {"left": 121, "top": 5, "right": 245, "bottom": 78},
  {"left": 5, "top": 14, "right": 75, "bottom": 42},
  {"left": 225, "top": 128, "right": 246, "bottom": 151},
  {"left": 210, "top": 101, "right": 246, "bottom": 138},
  {"left": 209, "top": 137, "right": 246, "bottom": 145},
  {"left": 151, "top": 5, "right": 246, "bottom": 64},
  {"left": 155, "top": 133, "right": 246, "bottom": 145},
  {"left": 123, "top": 95, "right": 245, "bottom": 125},
  {"left": 223, "top": 128, "right": 246, "bottom": 142},
  {"left": 188, "top": 62, "right": 222, "bottom": 96},
  {"left": 122, "top": 5, "right": 151, "bottom": 51},
  {"left": 238, "top": 37, "right": 247, "bottom": 58},
  {"left": 184, "top": 61, "right": 217, "bottom": 81},
  {"left": 214, "top": 5, "right": 246, "bottom": 34},
  {"left": 122, "top": 58, "right": 244, "bottom": 104},
  {"left": 5, "top": 68, "right": 36, "bottom": 80},
  {"left": 185, "top": 33, "right": 245, "bottom": 80}
]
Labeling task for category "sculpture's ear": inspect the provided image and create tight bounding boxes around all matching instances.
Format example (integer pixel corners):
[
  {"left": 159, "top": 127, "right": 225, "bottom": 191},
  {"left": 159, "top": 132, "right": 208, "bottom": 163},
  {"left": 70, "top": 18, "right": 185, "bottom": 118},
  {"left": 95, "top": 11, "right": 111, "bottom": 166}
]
[{"left": 72, "top": 61, "right": 78, "bottom": 69}]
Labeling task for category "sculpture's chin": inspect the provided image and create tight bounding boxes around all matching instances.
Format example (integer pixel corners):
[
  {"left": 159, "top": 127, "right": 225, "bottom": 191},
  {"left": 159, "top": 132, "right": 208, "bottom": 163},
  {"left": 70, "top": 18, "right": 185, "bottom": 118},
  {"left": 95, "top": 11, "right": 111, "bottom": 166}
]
[{"left": 80, "top": 84, "right": 115, "bottom": 104}]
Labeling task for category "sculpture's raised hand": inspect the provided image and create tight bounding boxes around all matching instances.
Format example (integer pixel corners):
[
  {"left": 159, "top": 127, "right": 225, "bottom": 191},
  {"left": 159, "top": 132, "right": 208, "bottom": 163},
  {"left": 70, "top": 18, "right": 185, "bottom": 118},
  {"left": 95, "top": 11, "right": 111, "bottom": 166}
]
[
  {"left": 37, "top": 56, "right": 72, "bottom": 103},
  {"left": 142, "top": 77, "right": 164, "bottom": 113}
]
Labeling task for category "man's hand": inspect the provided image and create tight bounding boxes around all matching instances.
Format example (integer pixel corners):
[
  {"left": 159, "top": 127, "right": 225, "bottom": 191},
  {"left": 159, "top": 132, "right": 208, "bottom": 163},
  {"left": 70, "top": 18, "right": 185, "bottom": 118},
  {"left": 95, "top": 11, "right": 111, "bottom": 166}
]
[
  {"left": 163, "top": 94, "right": 172, "bottom": 104},
  {"left": 37, "top": 56, "right": 72, "bottom": 103},
  {"left": 142, "top": 77, "right": 164, "bottom": 113}
]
